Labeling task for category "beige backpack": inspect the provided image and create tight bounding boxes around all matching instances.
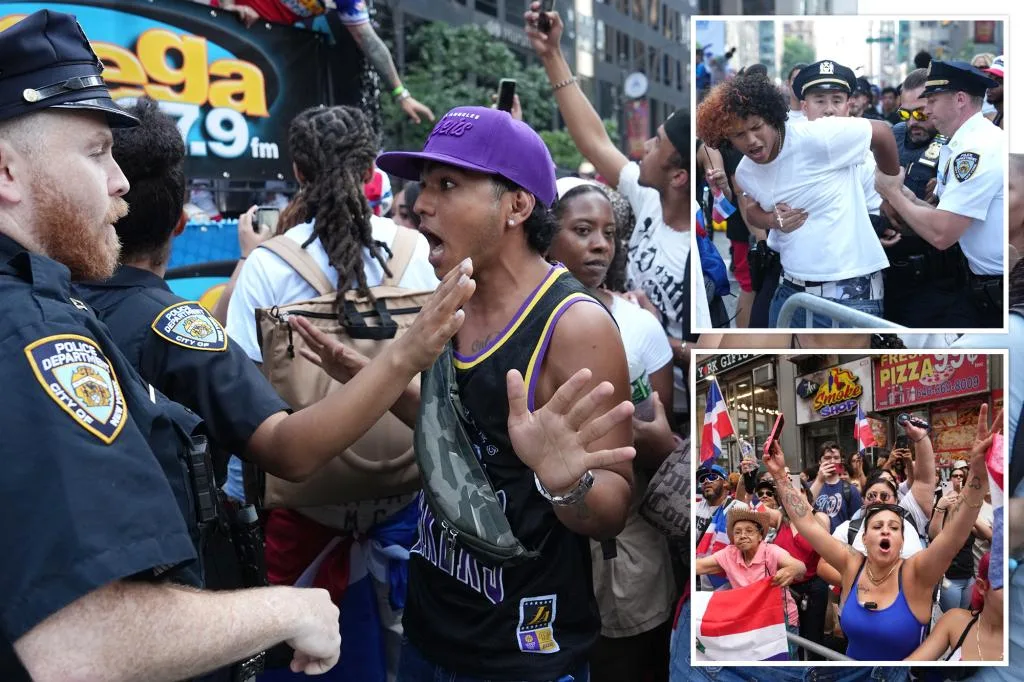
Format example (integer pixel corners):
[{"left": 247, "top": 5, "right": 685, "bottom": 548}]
[{"left": 248, "top": 228, "right": 432, "bottom": 532}]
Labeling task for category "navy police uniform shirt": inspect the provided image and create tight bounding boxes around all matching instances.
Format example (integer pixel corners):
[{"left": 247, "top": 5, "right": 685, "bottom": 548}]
[
  {"left": 76, "top": 266, "right": 288, "bottom": 460},
  {"left": 0, "top": 235, "right": 198, "bottom": 679}
]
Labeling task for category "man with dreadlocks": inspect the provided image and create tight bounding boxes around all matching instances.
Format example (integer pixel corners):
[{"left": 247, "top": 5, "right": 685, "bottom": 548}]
[
  {"left": 697, "top": 68, "right": 903, "bottom": 328},
  {"left": 377, "top": 102, "right": 637, "bottom": 681}
]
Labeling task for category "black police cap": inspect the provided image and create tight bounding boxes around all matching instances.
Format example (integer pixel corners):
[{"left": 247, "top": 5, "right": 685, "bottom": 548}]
[
  {"left": 922, "top": 60, "right": 998, "bottom": 97},
  {"left": 0, "top": 10, "right": 137, "bottom": 127},
  {"left": 793, "top": 60, "right": 856, "bottom": 100}
]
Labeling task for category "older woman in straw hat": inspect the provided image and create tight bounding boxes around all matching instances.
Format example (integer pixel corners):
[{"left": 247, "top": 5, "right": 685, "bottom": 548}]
[{"left": 695, "top": 508, "right": 806, "bottom": 634}]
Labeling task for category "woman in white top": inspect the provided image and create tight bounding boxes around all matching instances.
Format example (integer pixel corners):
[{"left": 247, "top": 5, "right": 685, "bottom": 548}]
[{"left": 547, "top": 178, "right": 678, "bottom": 682}]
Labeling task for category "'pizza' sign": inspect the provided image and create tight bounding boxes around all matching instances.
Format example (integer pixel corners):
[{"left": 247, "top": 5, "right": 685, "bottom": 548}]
[{"left": 873, "top": 354, "right": 988, "bottom": 410}]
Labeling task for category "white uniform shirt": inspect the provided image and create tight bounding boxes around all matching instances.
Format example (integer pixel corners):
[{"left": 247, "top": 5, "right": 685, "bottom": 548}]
[
  {"left": 609, "top": 296, "right": 673, "bottom": 378},
  {"left": 226, "top": 216, "right": 439, "bottom": 362},
  {"left": 736, "top": 117, "right": 890, "bottom": 281},
  {"left": 935, "top": 111, "right": 1005, "bottom": 276}
]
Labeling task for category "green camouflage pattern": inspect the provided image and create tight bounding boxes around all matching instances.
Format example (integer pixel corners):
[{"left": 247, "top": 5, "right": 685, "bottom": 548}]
[{"left": 415, "top": 344, "right": 536, "bottom": 565}]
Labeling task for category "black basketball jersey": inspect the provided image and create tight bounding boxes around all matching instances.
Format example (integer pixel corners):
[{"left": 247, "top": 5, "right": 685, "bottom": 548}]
[{"left": 404, "top": 264, "right": 607, "bottom": 680}]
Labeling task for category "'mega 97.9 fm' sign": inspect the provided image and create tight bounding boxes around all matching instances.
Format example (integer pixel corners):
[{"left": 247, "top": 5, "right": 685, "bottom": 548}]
[{"left": 0, "top": 0, "right": 330, "bottom": 179}]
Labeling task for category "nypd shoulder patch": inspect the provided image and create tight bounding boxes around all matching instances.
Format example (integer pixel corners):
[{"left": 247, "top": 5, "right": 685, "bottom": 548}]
[
  {"left": 151, "top": 302, "right": 227, "bottom": 352},
  {"left": 24, "top": 334, "right": 128, "bottom": 444},
  {"left": 953, "top": 151, "right": 980, "bottom": 182}
]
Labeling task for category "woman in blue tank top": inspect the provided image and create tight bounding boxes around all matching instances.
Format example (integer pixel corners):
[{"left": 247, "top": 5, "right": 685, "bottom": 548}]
[{"left": 761, "top": 403, "right": 999, "bottom": 660}]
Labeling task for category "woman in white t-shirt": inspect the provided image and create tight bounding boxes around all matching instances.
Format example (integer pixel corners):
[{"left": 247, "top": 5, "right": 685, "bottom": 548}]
[{"left": 547, "top": 178, "right": 678, "bottom": 682}]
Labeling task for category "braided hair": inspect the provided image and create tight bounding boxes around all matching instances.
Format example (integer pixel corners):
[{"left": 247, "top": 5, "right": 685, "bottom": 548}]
[{"left": 286, "top": 105, "right": 391, "bottom": 310}]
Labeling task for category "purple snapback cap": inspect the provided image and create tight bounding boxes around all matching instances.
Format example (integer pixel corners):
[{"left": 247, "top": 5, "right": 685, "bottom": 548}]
[{"left": 376, "top": 106, "right": 557, "bottom": 207}]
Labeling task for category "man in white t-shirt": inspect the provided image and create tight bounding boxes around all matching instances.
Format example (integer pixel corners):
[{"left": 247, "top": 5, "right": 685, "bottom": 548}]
[
  {"left": 876, "top": 60, "right": 1005, "bottom": 328},
  {"left": 528, "top": 9, "right": 710, "bottom": 427},
  {"left": 696, "top": 69, "right": 902, "bottom": 329}
]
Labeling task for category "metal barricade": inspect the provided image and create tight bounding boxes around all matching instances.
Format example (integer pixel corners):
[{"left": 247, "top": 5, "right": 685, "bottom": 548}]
[
  {"left": 785, "top": 632, "right": 854, "bottom": 662},
  {"left": 777, "top": 293, "right": 906, "bottom": 329}
]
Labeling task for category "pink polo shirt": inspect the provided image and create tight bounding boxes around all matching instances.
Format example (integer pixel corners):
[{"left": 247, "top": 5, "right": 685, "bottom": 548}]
[{"left": 712, "top": 543, "right": 800, "bottom": 627}]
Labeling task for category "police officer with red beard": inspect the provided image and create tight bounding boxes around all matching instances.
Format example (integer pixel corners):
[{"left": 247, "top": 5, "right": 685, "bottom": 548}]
[{"left": 0, "top": 11, "right": 341, "bottom": 682}]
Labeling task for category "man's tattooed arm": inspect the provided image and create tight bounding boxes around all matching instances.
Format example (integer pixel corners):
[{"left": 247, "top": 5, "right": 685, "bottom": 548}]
[{"left": 347, "top": 22, "right": 403, "bottom": 90}]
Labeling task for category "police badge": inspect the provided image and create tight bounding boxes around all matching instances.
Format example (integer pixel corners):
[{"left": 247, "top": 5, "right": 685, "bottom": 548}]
[
  {"left": 820, "top": 61, "right": 834, "bottom": 75},
  {"left": 25, "top": 334, "right": 128, "bottom": 443},
  {"left": 953, "top": 151, "right": 980, "bottom": 182},
  {"left": 152, "top": 302, "right": 228, "bottom": 351}
]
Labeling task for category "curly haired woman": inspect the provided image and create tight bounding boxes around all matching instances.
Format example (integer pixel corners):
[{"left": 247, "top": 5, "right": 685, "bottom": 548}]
[{"left": 696, "top": 71, "right": 903, "bottom": 329}]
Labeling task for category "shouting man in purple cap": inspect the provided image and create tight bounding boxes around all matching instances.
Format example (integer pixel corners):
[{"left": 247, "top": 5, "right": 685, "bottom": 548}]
[{"left": 377, "top": 105, "right": 636, "bottom": 681}]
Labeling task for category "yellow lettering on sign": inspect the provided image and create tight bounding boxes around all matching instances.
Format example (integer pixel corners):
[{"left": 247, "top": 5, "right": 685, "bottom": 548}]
[
  {"left": 209, "top": 60, "right": 268, "bottom": 116},
  {"left": 0, "top": 14, "right": 27, "bottom": 33},
  {"left": 812, "top": 368, "right": 864, "bottom": 412},
  {"left": 879, "top": 356, "right": 934, "bottom": 387},
  {"left": 95, "top": 44, "right": 147, "bottom": 99},
  {"left": 138, "top": 29, "right": 209, "bottom": 105}
]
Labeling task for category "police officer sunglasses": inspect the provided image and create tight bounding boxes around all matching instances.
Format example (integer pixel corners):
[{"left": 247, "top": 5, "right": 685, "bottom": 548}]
[{"left": 898, "top": 108, "right": 928, "bottom": 121}]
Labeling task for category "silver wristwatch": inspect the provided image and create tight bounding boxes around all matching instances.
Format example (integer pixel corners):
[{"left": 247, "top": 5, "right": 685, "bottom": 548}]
[{"left": 534, "top": 470, "right": 594, "bottom": 506}]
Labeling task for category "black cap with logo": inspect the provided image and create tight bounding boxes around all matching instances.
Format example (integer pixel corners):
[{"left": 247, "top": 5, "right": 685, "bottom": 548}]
[
  {"left": 792, "top": 60, "right": 857, "bottom": 100},
  {"left": 0, "top": 10, "right": 137, "bottom": 127}
]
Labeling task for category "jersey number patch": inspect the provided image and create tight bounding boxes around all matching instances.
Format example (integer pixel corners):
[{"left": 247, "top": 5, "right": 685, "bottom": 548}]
[
  {"left": 953, "top": 151, "right": 980, "bottom": 182},
  {"left": 152, "top": 302, "right": 228, "bottom": 351},
  {"left": 24, "top": 334, "right": 127, "bottom": 444}
]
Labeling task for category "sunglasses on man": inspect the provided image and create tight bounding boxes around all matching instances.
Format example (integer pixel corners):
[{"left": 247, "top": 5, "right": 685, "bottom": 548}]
[
  {"left": 898, "top": 108, "right": 928, "bottom": 121},
  {"left": 699, "top": 472, "right": 724, "bottom": 484}
]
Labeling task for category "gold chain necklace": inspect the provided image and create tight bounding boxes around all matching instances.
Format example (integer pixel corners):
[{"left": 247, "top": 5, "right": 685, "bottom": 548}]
[
  {"left": 976, "top": 618, "right": 1004, "bottom": 660},
  {"left": 866, "top": 562, "right": 898, "bottom": 586}
]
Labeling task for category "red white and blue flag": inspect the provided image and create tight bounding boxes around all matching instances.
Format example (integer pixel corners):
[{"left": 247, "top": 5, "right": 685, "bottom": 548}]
[
  {"left": 694, "top": 577, "right": 790, "bottom": 661},
  {"left": 701, "top": 378, "right": 734, "bottom": 465},
  {"left": 854, "top": 404, "right": 875, "bottom": 453},
  {"left": 711, "top": 188, "right": 737, "bottom": 225},
  {"left": 987, "top": 433, "right": 1005, "bottom": 590}
]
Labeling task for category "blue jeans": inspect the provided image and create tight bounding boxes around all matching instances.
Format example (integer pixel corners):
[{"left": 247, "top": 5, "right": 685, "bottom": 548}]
[
  {"left": 768, "top": 278, "right": 883, "bottom": 328},
  {"left": 939, "top": 576, "right": 973, "bottom": 613},
  {"left": 670, "top": 598, "right": 908, "bottom": 682},
  {"left": 397, "top": 637, "right": 589, "bottom": 682}
]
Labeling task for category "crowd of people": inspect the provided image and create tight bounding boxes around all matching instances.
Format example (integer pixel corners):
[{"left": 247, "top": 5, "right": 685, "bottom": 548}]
[
  {"left": 693, "top": 406, "right": 1003, "bottom": 666},
  {"left": 0, "top": 3, "right": 1021, "bottom": 682},
  {"left": 694, "top": 49, "right": 1006, "bottom": 330}
]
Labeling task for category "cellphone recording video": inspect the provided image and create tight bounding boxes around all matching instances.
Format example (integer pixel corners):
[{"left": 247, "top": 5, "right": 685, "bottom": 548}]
[
  {"left": 537, "top": 0, "right": 556, "bottom": 33},
  {"left": 835, "top": 462, "right": 846, "bottom": 476},
  {"left": 893, "top": 434, "right": 910, "bottom": 450},
  {"left": 763, "top": 413, "right": 785, "bottom": 457},
  {"left": 254, "top": 206, "right": 280, "bottom": 234},
  {"left": 497, "top": 79, "right": 517, "bottom": 113}
]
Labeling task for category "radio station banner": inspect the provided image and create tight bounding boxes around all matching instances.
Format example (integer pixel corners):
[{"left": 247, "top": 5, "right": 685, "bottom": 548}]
[
  {"left": 794, "top": 357, "right": 873, "bottom": 425},
  {"left": 0, "top": 0, "right": 329, "bottom": 179},
  {"left": 874, "top": 354, "right": 989, "bottom": 411}
]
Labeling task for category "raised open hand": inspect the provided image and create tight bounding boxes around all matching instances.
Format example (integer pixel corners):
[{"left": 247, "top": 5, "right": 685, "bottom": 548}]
[{"left": 507, "top": 367, "right": 635, "bottom": 494}]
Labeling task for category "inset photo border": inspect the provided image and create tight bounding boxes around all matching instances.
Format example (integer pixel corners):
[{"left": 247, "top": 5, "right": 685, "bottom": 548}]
[
  {"left": 689, "top": 15, "right": 1009, "bottom": 336},
  {"left": 688, "top": 349, "right": 1009, "bottom": 667}
]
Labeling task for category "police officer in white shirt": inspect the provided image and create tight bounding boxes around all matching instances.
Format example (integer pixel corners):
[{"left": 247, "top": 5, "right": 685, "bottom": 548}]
[
  {"left": 875, "top": 60, "right": 1005, "bottom": 328},
  {"left": 696, "top": 68, "right": 902, "bottom": 328}
]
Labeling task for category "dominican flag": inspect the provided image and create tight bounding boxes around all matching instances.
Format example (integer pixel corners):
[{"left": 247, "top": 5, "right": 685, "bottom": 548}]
[
  {"left": 694, "top": 577, "right": 790, "bottom": 661},
  {"left": 854, "top": 405, "right": 875, "bottom": 453},
  {"left": 695, "top": 502, "right": 733, "bottom": 589},
  {"left": 701, "top": 378, "right": 734, "bottom": 465},
  {"left": 987, "top": 433, "right": 1005, "bottom": 590},
  {"left": 711, "top": 188, "right": 736, "bottom": 224}
]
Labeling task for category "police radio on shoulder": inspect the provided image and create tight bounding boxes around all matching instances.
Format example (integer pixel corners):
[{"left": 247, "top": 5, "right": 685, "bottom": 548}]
[{"left": 535, "top": 470, "right": 594, "bottom": 506}]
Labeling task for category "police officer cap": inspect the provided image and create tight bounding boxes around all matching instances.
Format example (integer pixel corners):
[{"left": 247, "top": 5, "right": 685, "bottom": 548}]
[
  {"left": 921, "top": 60, "right": 998, "bottom": 97},
  {"left": 0, "top": 10, "right": 137, "bottom": 126},
  {"left": 792, "top": 60, "right": 856, "bottom": 100}
]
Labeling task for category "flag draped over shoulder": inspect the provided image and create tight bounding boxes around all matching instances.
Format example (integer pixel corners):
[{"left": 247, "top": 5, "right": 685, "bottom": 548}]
[{"left": 693, "top": 577, "right": 790, "bottom": 662}]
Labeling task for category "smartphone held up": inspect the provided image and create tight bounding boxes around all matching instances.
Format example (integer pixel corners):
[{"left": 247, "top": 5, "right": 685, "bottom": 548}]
[{"left": 536, "top": 0, "right": 556, "bottom": 33}]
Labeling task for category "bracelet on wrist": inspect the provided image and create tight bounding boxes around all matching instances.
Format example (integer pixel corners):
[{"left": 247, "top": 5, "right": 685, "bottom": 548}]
[
  {"left": 535, "top": 470, "right": 594, "bottom": 506},
  {"left": 552, "top": 75, "right": 578, "bottom": 91},
  {"left": 393, "top": 87, "right": 411, "bottom": 102},
  {"left": 391, "top": 85, "right": 405, "bottom": 97}
]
